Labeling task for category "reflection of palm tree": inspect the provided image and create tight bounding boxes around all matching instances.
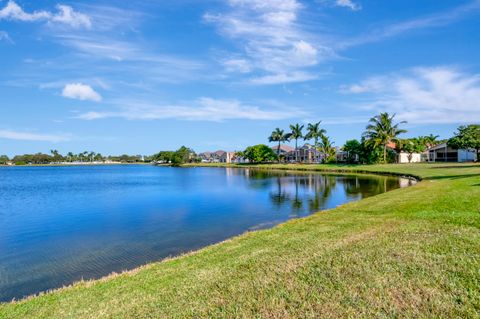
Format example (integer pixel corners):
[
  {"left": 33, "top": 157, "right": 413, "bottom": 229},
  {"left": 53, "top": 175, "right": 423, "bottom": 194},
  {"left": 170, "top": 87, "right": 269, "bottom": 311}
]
[
  {"left": 309, "top": 175, "right": 336, "bottom": 211},
  {"left": 269, "top": 176, "right": 290, "bottom": 209},
  {"left": 291, "top": 176, "right": 303, "bottom": 216}
]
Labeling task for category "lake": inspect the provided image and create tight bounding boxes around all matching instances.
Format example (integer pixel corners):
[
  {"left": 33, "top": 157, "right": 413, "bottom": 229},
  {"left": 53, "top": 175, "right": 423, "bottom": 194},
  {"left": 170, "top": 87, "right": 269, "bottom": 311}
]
[{"left": 0, "top": 165, "right": 414, "bottom": 301}]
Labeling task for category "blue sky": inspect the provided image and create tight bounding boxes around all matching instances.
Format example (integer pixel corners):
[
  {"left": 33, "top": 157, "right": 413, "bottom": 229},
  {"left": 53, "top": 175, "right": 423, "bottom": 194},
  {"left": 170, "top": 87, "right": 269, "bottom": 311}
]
[{"left": 1, "top": 0, "right": 480, "bottom": 156}]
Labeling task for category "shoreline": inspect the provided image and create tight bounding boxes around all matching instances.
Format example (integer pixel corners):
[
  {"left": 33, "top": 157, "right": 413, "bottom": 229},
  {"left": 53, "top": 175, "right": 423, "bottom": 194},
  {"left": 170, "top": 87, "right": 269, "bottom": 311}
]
[
  {"left": 182, "top": 162, "right": 424, "bottom": 181},
  {"left": 0, "top": 162, "right": 151, "bottom": 167},
  {"left": 1, "top": 163, "right": 479, "bottom": 318}
]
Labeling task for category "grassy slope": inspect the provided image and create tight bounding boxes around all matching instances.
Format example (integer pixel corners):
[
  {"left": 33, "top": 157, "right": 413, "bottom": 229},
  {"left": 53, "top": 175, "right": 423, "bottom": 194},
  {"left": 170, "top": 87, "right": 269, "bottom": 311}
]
[{"left": 1, "top": 163, "right": 479, "bottom": 318}]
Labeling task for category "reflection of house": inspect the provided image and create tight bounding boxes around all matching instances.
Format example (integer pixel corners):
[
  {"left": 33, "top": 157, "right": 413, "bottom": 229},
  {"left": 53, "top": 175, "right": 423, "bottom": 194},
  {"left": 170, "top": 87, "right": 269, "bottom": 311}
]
[
  {"left": 285, "top": 144, "right": 324, "bottom": 163},
  {"left": 428, "top": 143, "right": 477, "bottom": 162},
  {"left": 271, "top": 144, "right": 294, "bottom": 156}
]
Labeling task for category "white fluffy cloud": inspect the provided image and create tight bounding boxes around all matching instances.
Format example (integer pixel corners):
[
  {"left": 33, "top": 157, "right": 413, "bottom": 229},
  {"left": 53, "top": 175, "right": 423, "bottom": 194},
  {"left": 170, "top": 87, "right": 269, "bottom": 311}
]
[
  {"left": 342, "top": 66, "right": 480, "bottom": 124},
  {"left": 76, "top": 97, "right": 305, "bottom": 121},
  {"left": 335, "top": 0, "right": 361, "bottom": 11},
  {"left": 205, "top": 0, "right": 329, "bottom": 84},
  {"left": 0, "top": 1, "right": 91, "bottom": 28},
  {"left": 0, "top": 129, "right": 70, "bottom": 142},
  {"left": 62, "top": 83, "right": 102, "bottom": 102}
]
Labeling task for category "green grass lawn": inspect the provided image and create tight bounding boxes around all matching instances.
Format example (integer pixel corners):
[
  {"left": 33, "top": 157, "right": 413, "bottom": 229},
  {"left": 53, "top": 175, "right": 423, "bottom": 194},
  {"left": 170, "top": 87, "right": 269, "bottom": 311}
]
[{"left": 1, "top": 163, "right": 479, "bottom": 318}]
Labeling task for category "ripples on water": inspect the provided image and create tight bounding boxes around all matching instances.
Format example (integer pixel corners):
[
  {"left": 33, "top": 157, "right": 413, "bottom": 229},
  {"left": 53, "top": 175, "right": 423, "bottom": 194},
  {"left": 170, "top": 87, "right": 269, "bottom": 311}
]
[{"left": 0, "top": 165, "right": 414, "bottom": 301}]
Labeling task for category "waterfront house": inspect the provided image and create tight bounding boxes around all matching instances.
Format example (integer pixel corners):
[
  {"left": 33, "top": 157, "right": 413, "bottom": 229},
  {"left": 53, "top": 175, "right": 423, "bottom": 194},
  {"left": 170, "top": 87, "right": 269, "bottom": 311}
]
[
  {"left": 199, "top": 152, "right": 212, "bottom": 163},
  {"left": 219, "top": 152, "right": 234, "bottom": 163},
  {"left": 386, "top": 141, "right": 424, "bottom": 163},
  {"left": 427, "top": 143, "right": 477, "bottom": 162},
  {"left": 285, "top": 144, "right": 325, "bottom": 163},
  {"left": 271, "top": 144, "right": 294, "bottom": 156},
  {"left": 220, "top": 152, "right": 249, "bottom": 163},
  {"left": 336, "top": 151, "right": 359, "bottom": 163},
  {"left": 199, "top": 150, "right": 248, "bottom": 163},
  {"left": 212, "top": 150, "right": 226, "bottom": 162}
]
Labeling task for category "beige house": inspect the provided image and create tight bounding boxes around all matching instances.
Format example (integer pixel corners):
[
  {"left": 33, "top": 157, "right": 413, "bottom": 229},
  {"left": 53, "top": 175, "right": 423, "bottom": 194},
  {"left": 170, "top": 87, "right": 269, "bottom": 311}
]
[{"left": 285, "top": 144, "right": 325, "bottom": 163}]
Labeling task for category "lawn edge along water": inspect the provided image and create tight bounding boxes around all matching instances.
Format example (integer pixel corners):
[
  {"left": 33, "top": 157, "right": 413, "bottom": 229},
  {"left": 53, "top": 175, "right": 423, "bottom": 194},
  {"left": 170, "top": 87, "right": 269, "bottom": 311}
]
[{"left": 1, "top": 163, "right": 479, "bottom": 318}]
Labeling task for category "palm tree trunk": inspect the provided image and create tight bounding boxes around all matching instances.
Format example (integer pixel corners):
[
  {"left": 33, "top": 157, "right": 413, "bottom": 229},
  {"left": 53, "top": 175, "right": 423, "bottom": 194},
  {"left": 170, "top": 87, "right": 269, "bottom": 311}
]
[
  {"left": 383, "top": 145, "right": 387, "bottom": 163},
  {"left": 277, "top": 141, "right": 281, "bottom": 163},
  {"left": 295, "top": 139, "right": 298, "bottom": 162}
]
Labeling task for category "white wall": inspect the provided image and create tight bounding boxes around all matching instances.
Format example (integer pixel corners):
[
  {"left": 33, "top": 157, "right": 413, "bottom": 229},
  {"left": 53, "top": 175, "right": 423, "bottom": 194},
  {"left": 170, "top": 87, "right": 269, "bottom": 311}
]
[
  {"left": 458, "top": 149, "right": 477, "bottom": 162},
  {"left": 398, "top": 152, "right": 422, "bottom": 163}
]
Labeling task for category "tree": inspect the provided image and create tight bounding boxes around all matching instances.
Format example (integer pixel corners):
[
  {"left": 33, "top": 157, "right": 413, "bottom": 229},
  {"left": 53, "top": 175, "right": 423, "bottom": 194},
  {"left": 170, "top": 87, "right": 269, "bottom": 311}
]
[
  {"left": 304, "top": 121, "right": 326, "bottom": 147},
  {"left": 243, "top": 144, "right": 278, "bottom": 163},
  {"left": 50, "top": 149, "right": 63, "bottom": 162},
  {"left": 268, "top": 128, "right": 291, "bottom": 159},
  {"left": 448, "top": 124, "right": 480, "bottom": 161},
  {"left": 420, "top": 134, "right": 440, "bottom": 149},
  {"left": 171, "top": 146, "right": 196, "bottom": 165},
  {"left": 342, "top": 139, "right": 362, "bottom": 163},
  {"left": 66, "top": 152, "right": 75, "bottom": 162},
  {"left": 318, "top": 135, "right": 336, "bottom": 163},
  {"left": 94, "top": 153, "right": 104, "bottom": 162},
  {"left": 0, "top": 155, "right": 9, "bottom": 165},
  {"left": 398, "top": 138, "right": 426, "bottom": 163},
  {"left": 363, "top": 112, "right": 407, "bottom": 163},
  {"left": 289, "top": 123, "right": 304, "bottom": 162}
]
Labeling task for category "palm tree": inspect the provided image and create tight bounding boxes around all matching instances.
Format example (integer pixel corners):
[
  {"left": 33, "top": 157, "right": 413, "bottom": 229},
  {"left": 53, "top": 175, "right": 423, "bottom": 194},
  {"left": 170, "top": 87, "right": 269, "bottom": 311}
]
[
  {"left": 304, "top": 121, "right": 326, "bottom": 147},
  {"left": 67, "top": 152, "right": 74, "bottom": 162},
  {"left": 318, "top": 135, "right": 336, "bottom": 163},
  {"left": 94, "top": 153, "right": 103, "bottom": 162},
  {"left": 421, "top": 134, "right": 440, "bottom": 149},
  {"left": 268, "top": 128, "right": 291, "bottom": 160},
  {"left": 289, "top": 123, "right": 304, "bottom": 162},
  {"left": 363, "top": 112, "right": 407, "bottom": 163}
]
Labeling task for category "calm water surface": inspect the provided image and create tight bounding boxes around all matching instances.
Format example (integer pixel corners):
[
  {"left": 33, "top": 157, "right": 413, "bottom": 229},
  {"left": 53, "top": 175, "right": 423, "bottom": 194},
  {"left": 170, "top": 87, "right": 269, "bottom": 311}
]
[{"left": 0, "top": 165, "right": 414, "bottom": 301}]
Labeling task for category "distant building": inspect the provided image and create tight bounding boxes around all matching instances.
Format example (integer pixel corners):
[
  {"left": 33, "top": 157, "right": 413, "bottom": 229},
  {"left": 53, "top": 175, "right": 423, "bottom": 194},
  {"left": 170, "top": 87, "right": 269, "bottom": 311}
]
[
  {"left": 397, "top": 152, "right": 423, "bottom": 163},
  {"left": 219, "top": 152, "right": 235, "bottom": 163},
  {"left": 271, "top": 144, "right": 294, "bottom": 156},
  {"left": 199, "top": 150, "right": 248, "bottom": 163},
  {"left": 386, "top": 142, "right": 424, "bottom": 164},
  {"left": 336, "top": 151, "right": 359, "bottom": 163},
  {"left": 199, "top": 152, "right": 212, "bottom": 163},
  {"left": 428, "top": 143, "right": 477, "bottom": 162},
  {"left": 285, "top": 144, "right": 325, "bottom": 163},
  {"left": 212, "top": 150, "right": 226, "bottom": 162}
]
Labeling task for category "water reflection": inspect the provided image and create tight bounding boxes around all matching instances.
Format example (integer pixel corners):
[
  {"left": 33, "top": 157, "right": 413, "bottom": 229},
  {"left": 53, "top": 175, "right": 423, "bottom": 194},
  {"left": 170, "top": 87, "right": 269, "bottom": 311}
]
[{"left": 229, "top": 168, "right": 414, "bottom": 216}]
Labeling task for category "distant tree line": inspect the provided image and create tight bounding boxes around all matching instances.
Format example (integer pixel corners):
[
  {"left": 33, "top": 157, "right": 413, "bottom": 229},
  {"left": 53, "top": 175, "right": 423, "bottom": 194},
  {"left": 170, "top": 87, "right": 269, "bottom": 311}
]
[
  {"left": 0, "top": 150, "right": 151, "bottom": 165},
  {"left": 151, "top": 146, "right": 200, "bottom": 166}
]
